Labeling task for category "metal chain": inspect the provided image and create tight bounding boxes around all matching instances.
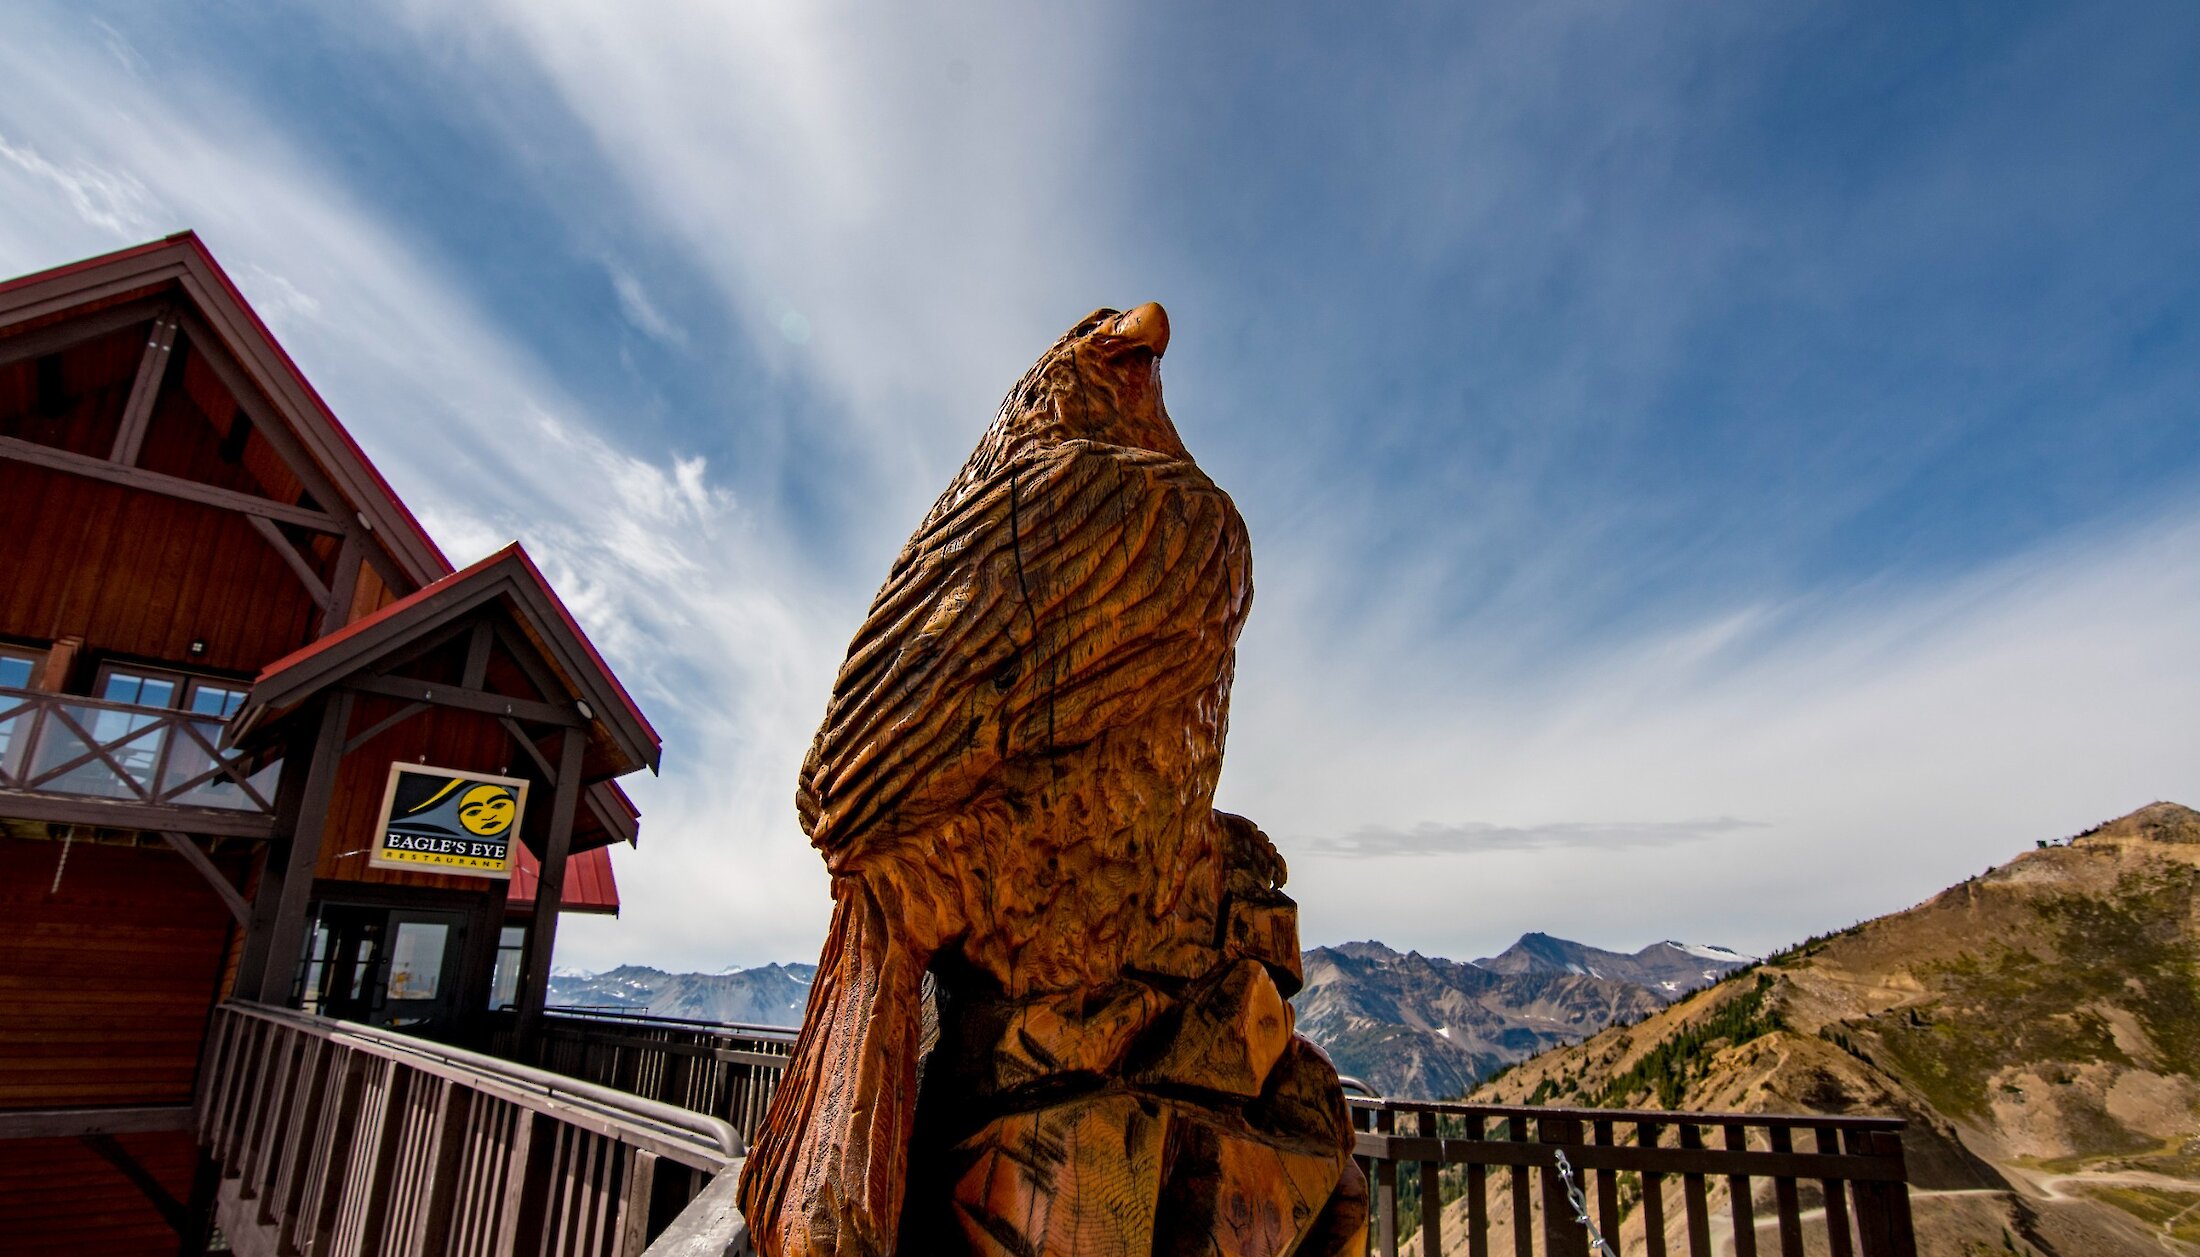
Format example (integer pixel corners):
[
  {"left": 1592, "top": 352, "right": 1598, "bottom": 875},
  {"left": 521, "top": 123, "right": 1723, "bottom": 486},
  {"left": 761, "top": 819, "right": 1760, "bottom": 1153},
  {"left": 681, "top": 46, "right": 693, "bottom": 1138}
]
[{"left": 1551, "top": 1149, "right": 1619, "bottom": 1255}]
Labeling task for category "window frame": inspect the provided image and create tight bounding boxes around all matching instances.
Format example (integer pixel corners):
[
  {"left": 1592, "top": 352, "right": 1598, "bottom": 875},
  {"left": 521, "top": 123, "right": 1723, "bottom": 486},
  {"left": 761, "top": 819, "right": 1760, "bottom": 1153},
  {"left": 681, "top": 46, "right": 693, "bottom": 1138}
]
[
  {"left": 91, "top": 660, "right": 252, "bottom": 717},
  {"left": 0, "top": 644, "right": 45, "bottom": 692}
]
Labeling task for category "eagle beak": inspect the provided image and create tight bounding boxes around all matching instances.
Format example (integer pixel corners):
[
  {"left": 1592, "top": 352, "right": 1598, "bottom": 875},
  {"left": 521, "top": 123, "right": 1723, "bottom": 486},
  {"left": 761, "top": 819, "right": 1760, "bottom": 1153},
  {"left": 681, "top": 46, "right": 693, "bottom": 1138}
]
[{"left": 1109, "top": 302, "right": 1170, "bottom": 359}]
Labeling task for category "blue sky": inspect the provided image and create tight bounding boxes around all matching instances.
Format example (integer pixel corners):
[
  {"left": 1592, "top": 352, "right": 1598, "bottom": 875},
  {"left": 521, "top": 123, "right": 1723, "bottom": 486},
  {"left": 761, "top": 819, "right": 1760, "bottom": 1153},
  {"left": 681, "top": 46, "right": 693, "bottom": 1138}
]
[{"left": 4, "top": 2, "right": 2197, "bottom": 972}]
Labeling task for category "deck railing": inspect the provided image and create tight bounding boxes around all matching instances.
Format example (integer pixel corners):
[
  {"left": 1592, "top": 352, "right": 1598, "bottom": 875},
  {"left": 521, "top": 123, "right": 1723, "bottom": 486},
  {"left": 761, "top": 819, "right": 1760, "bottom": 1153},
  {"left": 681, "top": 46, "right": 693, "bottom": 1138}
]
[
  {"left": 507, "top": 1010, "right": 800, "bottom": 1147},
  {"left": 1349, "top": 1098, "right": 1916, "bottom": 1257},
  {"left": 0, "top": 685, "right": 280, "bottom": 817},
  {"left": 196, "top": 1002, "right": 752, "bottom": 1256},
  {"left": 468, "top": 1009, "right": 1921, "bottom": 1257}
]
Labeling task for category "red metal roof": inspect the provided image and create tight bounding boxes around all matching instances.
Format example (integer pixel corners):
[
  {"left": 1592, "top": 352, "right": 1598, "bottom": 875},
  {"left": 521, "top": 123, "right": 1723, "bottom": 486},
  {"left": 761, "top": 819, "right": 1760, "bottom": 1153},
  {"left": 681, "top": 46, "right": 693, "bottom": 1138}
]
[{"left": 509, "top": 843, "right": 620, "bottom": 915}]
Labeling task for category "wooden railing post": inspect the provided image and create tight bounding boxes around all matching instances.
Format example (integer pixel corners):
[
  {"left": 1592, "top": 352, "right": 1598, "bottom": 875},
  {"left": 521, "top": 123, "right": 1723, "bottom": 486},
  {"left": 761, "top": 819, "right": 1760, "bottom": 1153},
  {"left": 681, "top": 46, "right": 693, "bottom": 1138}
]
[
  {"left": 1505, "top": 1115, "right": 1531, "bottom": 1257},
  {"left": 1676, "top": 1122, "right": 1714, "bottom": 1255},
  {"left": 1461, "top": 1112, "right": 1489, "bottom": 1257},
  {"left": 1537, "top": 1115, "right": 1589, "bottom": 1257},
  {"left": 494, "top": 1110, "right": 556, "bottom": 1257},
  {"left": 1723, "top": 1123, "right": 1760, "bottom": 1257},
  {"left": 1763, "top": 1125, "right": 1806, "bottom": 1257},
  {"left": 1846, "top": 1129, "right": 1916, "bottom": 1257},
  {"left": 1374, "top": 1107, "right": 1399, "bottom": 1257},
  {"left": 1813, "top": 1125, "right": 1855, "bottom": 1257},
  {"left": 1416, "top": 1109, "right": 1441, "bottom": 1257},
  {"left": 1591, "top": 1119, "right": 1621, "bottom": 1249}
]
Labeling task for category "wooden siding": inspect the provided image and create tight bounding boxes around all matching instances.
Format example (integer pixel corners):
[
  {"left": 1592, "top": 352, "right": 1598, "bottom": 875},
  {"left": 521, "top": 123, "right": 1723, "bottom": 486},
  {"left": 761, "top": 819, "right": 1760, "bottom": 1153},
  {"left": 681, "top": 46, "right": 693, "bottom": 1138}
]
[
  {"left": 0, "top": 836, "right": 240, "bottom": 1109},
  {"left": 214, "top": 849, "right": 264, "bottom": 1003},
  {"left": 0, "top": 1130, "right": 196, "bottom": 1256},
  {"left": 0, "top": 459, "right": 323, "bottom": 677},
  {"left": 350, "top": 554, "right": 398, "bottom": 622},
  {"left": 0, "top": 315, "right": 357, "bottom": 678}
]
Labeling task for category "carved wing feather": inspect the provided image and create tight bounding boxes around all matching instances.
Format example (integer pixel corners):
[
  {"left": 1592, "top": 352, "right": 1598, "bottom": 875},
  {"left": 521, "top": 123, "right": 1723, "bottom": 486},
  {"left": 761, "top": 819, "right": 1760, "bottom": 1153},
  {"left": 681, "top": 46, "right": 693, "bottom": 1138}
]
[{"left": 799, "top": 441, "right": 1249, "bottom": 864}]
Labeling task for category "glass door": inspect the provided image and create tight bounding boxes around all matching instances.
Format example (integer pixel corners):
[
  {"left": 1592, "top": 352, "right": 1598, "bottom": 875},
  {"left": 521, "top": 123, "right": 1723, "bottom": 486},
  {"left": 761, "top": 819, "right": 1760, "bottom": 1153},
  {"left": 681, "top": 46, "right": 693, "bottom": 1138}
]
[
  {"left": 295, "top": 902, "right": 469, "bottom": 1033},
  {"left": 381, "top": 909, "right": 466, "bottom": 1030}
]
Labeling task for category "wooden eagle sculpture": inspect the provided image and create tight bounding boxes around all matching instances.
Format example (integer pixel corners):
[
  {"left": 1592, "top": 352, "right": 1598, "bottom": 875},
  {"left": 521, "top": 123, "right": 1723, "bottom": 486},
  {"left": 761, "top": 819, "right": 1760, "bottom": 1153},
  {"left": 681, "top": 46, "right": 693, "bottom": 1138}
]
[{"left": 739, "top": 303, "right": 1366, "bottom": 1257}]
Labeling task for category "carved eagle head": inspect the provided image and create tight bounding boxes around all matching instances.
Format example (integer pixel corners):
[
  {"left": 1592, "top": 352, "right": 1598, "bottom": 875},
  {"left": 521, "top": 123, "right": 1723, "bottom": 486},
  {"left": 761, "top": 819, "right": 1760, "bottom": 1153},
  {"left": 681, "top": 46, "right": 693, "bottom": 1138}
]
[{"left": 920, "top": 303, "right": 1189, "bottom": 532}]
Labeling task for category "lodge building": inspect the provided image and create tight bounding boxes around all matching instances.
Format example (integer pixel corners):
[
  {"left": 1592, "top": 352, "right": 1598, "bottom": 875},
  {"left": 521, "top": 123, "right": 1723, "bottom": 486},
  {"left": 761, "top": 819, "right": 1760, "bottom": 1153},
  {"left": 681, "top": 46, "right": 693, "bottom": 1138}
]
[{"left": 0, "top": 234, "right": 658, "bottom": 1249}]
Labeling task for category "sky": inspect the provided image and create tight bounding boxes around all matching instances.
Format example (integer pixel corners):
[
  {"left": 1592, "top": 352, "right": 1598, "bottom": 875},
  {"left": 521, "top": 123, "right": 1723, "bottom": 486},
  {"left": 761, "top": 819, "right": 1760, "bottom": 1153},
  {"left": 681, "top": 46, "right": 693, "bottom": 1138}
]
[{"left": 3, "top": 2, "right": 2197, "bottom": 974}]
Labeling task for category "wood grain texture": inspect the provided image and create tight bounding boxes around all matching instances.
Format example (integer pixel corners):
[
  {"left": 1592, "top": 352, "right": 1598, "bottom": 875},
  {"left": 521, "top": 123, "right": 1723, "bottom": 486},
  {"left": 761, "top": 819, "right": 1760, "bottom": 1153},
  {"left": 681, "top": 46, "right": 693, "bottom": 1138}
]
[{"left": 741, "top": 304, "right": 1358, "bottom": 1256}]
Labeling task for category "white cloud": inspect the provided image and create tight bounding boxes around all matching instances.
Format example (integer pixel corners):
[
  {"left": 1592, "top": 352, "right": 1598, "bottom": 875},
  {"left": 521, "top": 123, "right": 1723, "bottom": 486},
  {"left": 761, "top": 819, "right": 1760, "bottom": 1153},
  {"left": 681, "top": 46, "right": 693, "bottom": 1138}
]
[
  {"left": 1238, "top": 507, "right": 2200, "bottom": 959},
  {"left": 609, "top": 268, "right": 684, "bottom": 346},
  {"left": 0, "top": 130, "right": 163, "bottom": 242}
]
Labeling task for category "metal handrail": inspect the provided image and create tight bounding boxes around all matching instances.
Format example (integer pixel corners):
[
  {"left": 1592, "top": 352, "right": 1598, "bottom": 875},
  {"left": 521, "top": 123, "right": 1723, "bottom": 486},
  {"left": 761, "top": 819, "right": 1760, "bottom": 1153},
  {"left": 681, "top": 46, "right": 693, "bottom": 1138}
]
[
  {"left": 546, "top": 1007, "right": 801, "bottom": 1042},
  {"left": 227, "top": 1000, "right": 744, "bottom": 1158}
]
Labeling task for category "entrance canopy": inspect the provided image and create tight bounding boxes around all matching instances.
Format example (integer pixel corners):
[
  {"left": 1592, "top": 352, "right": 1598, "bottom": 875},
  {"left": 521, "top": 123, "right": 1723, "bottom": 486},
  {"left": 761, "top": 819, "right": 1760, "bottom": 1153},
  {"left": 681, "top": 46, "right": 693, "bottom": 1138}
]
[{"left": 232, "top": 542, "right": 659, "bottom": 854}]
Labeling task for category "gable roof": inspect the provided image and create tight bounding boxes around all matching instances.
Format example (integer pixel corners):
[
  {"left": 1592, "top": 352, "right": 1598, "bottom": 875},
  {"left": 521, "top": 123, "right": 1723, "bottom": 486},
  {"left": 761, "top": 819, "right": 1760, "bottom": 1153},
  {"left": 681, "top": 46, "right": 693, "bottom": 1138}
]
[
  {"left": 241, "top": 542, "right": 661, "bottom": 777},
  {"left": 0, "top": 231, "right": 448, "bottom": 589}
]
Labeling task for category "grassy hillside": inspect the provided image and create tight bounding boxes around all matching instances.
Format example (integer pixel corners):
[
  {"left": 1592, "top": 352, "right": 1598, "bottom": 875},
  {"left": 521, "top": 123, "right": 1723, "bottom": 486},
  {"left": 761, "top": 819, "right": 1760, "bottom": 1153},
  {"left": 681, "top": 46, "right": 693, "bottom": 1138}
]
[{"left": 1431, "top": 803, "right": 2200, "bottom": 1256}]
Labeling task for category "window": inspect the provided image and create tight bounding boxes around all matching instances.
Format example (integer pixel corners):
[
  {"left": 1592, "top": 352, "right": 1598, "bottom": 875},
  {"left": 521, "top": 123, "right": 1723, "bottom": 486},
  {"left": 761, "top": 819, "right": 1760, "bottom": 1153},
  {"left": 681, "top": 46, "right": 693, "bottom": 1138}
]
[
  {"left": 93, "top": 664, "right": 249, "bottom": 717},
  {"left": 98, "top": 667, "right": 181, "bottom": 709},
  {"left": 0, "top": 646, "right": 44, "bottom": 691},
  {"left": 491, "top": 925, "right": 528, "bottom": 1010},
  {"left": 185, "top": 680, "right": 249, "bottom": 718},
  {"left": 386, "top": 922, "right": 450, "bottom": 1001}
]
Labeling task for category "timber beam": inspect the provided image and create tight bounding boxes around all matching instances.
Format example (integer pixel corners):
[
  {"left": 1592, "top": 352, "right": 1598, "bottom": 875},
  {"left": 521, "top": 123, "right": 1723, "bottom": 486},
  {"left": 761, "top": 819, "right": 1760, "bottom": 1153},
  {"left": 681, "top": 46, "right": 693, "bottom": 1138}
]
[
  {"left": 0, "top": 788, "right": 274, "bottom": 840},
  {"left": 0, "top": 1106, "right": 195, "bottom": 1140},
  {"left": 347, "top": 674, "right": 584, "bottom": 727},
  {"left": 0, "top": 297, "right": 169, "bottom": 370},
  {"left": 0, "top": 435, "right": 343, "bottom": 532},
  {"left": 109, "top": 308, "right": 180, "bottom": 465},
  {"left": 245, "top": 515, "right": 332, "bottom": 606},
  {"left": 159, "top": 830, "right": 251, "bottom": 926}
]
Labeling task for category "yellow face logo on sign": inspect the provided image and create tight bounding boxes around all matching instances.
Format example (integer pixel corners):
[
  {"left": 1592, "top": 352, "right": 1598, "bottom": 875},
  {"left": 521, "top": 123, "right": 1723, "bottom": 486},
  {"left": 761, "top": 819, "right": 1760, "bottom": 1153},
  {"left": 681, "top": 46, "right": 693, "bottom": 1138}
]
[{"left": 458, "top": 784, "right": 517, "bottom": 836}]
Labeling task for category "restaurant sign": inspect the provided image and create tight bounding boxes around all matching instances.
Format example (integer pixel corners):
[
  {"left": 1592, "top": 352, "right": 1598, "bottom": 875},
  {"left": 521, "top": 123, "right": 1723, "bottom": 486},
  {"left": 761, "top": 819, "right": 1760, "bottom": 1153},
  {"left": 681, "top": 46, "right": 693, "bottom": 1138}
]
[{"left": 369, "top": 763, "right": 529, "bottom": 877}]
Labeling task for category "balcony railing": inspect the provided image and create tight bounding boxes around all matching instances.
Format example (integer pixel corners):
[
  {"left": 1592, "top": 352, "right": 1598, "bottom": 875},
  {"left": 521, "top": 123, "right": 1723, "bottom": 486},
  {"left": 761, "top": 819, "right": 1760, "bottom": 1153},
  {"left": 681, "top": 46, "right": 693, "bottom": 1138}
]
[
  {"left": 196, "top": 1002, "right": 752, "bottom": 1256},
  {"left": 1350, "top": 1097, "right": 1917, "bottom": 1257},
  {"left": 503, "top": 1010, "right": 800, "bottom": 1147},
  {"left": 0, "top": 685, "right": 279, "bottom": 817}
]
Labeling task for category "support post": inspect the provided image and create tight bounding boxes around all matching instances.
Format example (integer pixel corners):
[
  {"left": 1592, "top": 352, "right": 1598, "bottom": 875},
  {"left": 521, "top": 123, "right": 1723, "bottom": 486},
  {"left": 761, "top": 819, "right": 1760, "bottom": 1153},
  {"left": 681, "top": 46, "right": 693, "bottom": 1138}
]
[
  {"left": 248, "top": 694, "right": 352, "bottom": 1004},
  {"left": 320, "top": 534, "right": 362, "bottom": 637},
  {"left": 231, "top": 733, "right": 309, "bottom": 998},
  {"left": 514, "top": 727, "right": 585, "bottom": 1046}
]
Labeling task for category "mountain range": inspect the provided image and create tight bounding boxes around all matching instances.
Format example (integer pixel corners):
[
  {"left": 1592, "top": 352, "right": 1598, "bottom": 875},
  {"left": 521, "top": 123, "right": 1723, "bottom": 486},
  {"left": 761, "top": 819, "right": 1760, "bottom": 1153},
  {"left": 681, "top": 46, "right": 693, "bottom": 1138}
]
[
  {"left": 550, "top": 934, "right": 1748, "bottom": 1100},
  {"left": 550, "top": 961, "right": 816, "bottom": 1026},
  {"left": 1292, "top": 935, "right": 1755, "bottom": 1099},
  {"left": 1454, "top": 801, "right": 2200, "bottom": 1257}
]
